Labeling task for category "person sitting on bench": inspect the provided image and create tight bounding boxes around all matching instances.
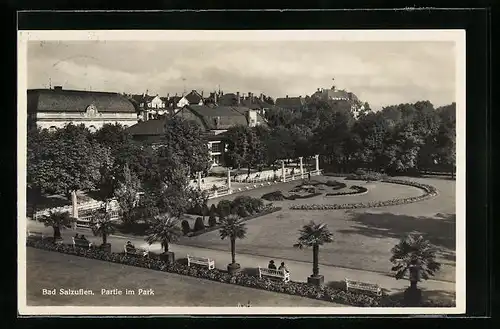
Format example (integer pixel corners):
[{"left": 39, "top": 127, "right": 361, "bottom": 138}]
[
  {"left": 125, "top": 241, "right": 135, "bottom": 253},
  {"left": 268, "top": 260, "right": 277, "bottom": 270},
  {"left": 74, "top": 233, "right": 80, "bottom": 239},
  {"left": 278, "top": 261, "right": 289, "bottom": 273}
]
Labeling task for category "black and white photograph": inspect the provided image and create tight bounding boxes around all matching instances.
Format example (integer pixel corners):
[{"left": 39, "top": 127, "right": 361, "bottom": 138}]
[{"left": 18, "top": 29, "right": 465, "bottom": 315}]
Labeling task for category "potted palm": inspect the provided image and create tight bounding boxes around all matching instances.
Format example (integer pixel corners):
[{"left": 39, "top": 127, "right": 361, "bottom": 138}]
[
  {"left": 145, "top": 213, "right": 182, "bottom": 264},
  {"left": 294, "top": 221, "right": 333, "bottom": 286},
  {"left": 390, "top": 232, "right": 441, "bottom": 306},
  {"left": 219, "top": 214, "right": 247, "bottom": 274},
  {"left": 38, "top": 210, "right": 75, "bottom": 244},
  {"left": 89, "top": 203, "right": 116, "bottom": 252}
]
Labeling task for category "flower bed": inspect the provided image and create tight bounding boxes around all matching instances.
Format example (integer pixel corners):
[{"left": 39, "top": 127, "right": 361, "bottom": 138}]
[
  {"left": 290, "top": 180, "right": 438, "bottom": 210},
  {"left": 262, "top": 191, "right": 286, "bottom": 201},
  {"left": 286, "top": 193, "right": 323, "bottom": 200},
  {"left": 345, "top": 171, "right": 388, "bottom": 181},
  {"left": 187, "top": 206, "right": 282, "bottom": 237},
  {"left": 325, "top": 185, "right": 368, "bottom": 197},
  {"left": 26, "top": 238, "right": 454, "bottom": 307}
]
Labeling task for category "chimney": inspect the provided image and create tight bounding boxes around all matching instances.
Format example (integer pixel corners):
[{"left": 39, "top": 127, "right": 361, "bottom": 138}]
[
  {"left": 201, "top": 90, "right": 204, "bottom": 98},
  {"left": 53, "top": 86, "right": 63, "bottom": 91},
  {"left": 237, "top": 92, "right": 240, "bottom": 105},
  {"left": 286, "top": 95, "right": 289, "bottom": 98},
  {"left": 260, "top": 93, "right": 263, "bottom": 101},
  {"left": 214, "top": 91, "right": 218, "bottom": 105},
  {"left": 167, "top": 93, "right": 170, "bottom": 100}
]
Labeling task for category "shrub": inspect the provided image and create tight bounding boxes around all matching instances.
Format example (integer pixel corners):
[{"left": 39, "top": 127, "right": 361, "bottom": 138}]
[
  {"left": 231, "top": 196, "right": 262, "bottom": 216},
  {"left": 202, "top": 204, "right": 210, "bottom": 217},
  {"left": 181, "top": 220, "right": 191, "bottom": 235},
  {"left": 208, "top": 213, "right": 217, "bottom": 227},
  {"left": 217, "top": 200, "right": 232, "bottom": 219},
  {"left": 194, "top": 217, "right": 205, "bottom": 231},
  {"left": 209, "top": 204, "right": 217, "bottom": 216},
  {"left": 346, "top": 170, "right": 387, "bottom": 182},
  {"left": 26, "top": 238, "right": 455, "bottom": 308},
  {"left": 262, "top": 191, "right": 285, "bottom": 201},
  {"left": 325, "top": 180, "right": 347, "bottom": 190}
]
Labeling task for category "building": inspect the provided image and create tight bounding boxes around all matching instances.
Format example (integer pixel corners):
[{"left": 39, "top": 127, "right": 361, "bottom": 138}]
[
  {"left": 275, "top": 95, "right": 306, "bottom": 111},
  {"left": 126, "top": 103, "right": 267, "bottom": 167},
  {"left": 311, "top": 85, "right": 367, "bottom": 119},
  {"left": 27, "top": 86, "right": 138, "bottom": 132},
  {"left": 177, "top": 90, "right": 205, "bottom": 108}
]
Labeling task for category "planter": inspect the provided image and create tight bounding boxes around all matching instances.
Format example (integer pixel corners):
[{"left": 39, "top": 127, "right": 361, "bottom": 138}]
[
  {"left": 403, "top": 287, "right": 423, "bottom": 306},
  {"left": 227, "top": 263, "right": 241, "bottom": 274},
  {"left": 99, "top": 243, "right": 112, "bottom": 253},
  {"left": 307, "top": 275, "right": 324, "bottom": 286},
  {"left": 160, "top": 252, "right": 175, "bottom": 265}
]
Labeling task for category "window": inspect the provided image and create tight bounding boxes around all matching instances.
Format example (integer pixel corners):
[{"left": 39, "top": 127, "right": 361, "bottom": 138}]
[
  {"left": 88, "top": 125, "right": 97, "bottom": 133},
  {"left": 211, "top": 143, "right": 221, "bottom": 153},
  {"left": 48, "top": 126, "right": 57, "bottom": 133}
]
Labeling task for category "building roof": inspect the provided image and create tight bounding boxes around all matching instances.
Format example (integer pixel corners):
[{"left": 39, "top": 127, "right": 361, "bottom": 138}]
[
  {"left": 184, "top": 90, "right": 203, "bottom": 104},
  {"left": 312, "top": 88, "right": 351, "bottom": 101},
  {"left": 28, "top": 88, "right": 136, "bottom": 113},
  {"left": 125, "top": 118, "right": 167, "bottom": 136},
  {"left": 275, "top": 96, "right": 305, "bottom": 110}
]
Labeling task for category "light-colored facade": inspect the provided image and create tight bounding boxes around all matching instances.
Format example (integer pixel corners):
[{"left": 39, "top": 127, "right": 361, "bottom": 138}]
[{"left": 28, "top": 87, "right": 138, "bottom": 131}]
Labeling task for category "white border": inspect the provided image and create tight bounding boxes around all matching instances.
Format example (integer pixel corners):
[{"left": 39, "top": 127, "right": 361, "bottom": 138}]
[{"left": 17, "top": 29, "right": 466, "bottom": 316}]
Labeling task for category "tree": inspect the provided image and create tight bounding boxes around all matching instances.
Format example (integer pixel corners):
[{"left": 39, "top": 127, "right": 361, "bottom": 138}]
[
  {"left": 162, "top": 117, "right": 211, "bottom": 175},
  {"left": 114, "top": 164, "right": 142, "bottom": 224},
  {"left": 181, "top": 220, "right": 191, "bottom": 235},
  {"left": 217, "top": 200, "right": 232, "bottom": 219},
  {"left": 390, "top": 232, "right": 441, "bottom": 291},
  {"left": 194, "top": 217, "right": 205, "bottom": 231},
  {"left": 37, "top": 210, "right": 75, "bottom": 241},
  {"left": 293, "top": 221, "right": 333, "bottom": 283},
  {"left": 89, "top": 203, "right": 116, "bottom": 248},
  {"left": 219, "top": 214, "right": 247, "bottom": 272},
  {"left": 145, "top": 214, "right": 182, "bottom": 254},
  {"left": 224, "top": 126, "right": 266, "bottom": 174},
  {"left": 27, "top": 124, "right": 113, "bottom": 199}
]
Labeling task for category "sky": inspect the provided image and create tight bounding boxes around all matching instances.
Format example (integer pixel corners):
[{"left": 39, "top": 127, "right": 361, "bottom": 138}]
[{"left": 27, "top": 40, "right": 456, "bottom": 110}]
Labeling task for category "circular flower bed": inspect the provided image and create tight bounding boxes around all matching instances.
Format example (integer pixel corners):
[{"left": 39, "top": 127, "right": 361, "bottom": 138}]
[
  {"left": 26, "top": 239, "right": 453, "bottom": 307},
  {"left": 290, "top": 179, "right": 438, "bottom": 210}
]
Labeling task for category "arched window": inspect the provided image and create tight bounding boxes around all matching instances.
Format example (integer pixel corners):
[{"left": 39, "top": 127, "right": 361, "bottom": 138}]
[
  {"left": 48, "top": 126, "right": 57, "bottom": 133},
  {"left": 88, "top": 125, "right": 97, "bottom": 133}
]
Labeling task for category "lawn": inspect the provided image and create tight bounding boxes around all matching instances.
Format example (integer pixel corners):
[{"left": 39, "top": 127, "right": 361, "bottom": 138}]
[
  {"left": 180, "top": 176, "right": 456, "bottom": 282},
  {"left": 26, "top": 248, "right": 342, "bottom": 307}
]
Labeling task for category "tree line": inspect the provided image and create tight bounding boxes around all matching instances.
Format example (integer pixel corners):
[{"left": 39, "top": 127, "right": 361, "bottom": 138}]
[{"left": 223, "top": 99, "right": 456, "bottom": 176}]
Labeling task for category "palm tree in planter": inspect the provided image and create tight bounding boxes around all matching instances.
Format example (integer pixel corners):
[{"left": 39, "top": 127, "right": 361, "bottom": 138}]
[
  {"left": 390, "top": 232, "right": 441, "bottom": 306},
  {"left": 219, "top": 214, "right": 247, "bottom": 274},
  {"left": 89, "top": 203, "right": 116, "bottom": 252},
  {"left": 145, "top": 214, "right": 182, "bottom": 264},
  {"left": 38, "top": 210, "right": 75, "bottom": 244},
  {"left": 293, "top": 221, "right": 333, "bottom": 286}
]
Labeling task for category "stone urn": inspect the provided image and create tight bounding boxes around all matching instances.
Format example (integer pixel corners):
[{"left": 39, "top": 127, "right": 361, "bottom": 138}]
[
  {"left": 307, "top": 275, "right": 324, "bottom": 286},
  {"left": 227, "top": 263, "right": 241, "bottom": 274},
  {"left": 160, "top": 251, "right": 175, "bottom": 265},
  {"left": 100, "top": 243, "right": 112, "bottom": 253}
]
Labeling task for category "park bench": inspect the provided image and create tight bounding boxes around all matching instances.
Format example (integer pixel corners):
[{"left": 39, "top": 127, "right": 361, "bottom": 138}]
[
  {"left": 72, "top": 237, "right": 92, "bottom": 250},
  {"left": 27, "top": 231, "right": 44, "bottom": 239},
  {"left": 258, "top": 267, "right": 290, "bottom": 282},
  {"left": 187, "top": 254, "right": 215, "bottom": 270},
  {"left": 345, "top": 278, "right": 382, "bottom": 296},
  {"left": 124, "top": 245, "right": 149, "bottom": 257}
]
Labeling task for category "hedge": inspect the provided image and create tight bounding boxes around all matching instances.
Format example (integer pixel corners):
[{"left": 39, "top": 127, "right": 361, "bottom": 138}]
[
  {"left": 25, "top": 239, "right": 454, "bottom": 308},
  {"left": 291, "top": 180, "right": 438, "bottom": 210}
]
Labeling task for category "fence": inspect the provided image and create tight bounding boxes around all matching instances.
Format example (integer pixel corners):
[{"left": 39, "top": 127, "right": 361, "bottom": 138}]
[
  {"left": 207, "top": 169, "right": 323, "bottom": 199},
  {"left": 34, "top": 199, "right": 121, "bottom": 229}
]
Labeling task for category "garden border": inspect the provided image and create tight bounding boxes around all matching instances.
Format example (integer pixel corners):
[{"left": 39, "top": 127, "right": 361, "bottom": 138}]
[
  {"left": 26, "top": 239, "right": 454, "bottom": 308},
  {"left": 290, "top": 179, "right": 438, "bottom": 211}
]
